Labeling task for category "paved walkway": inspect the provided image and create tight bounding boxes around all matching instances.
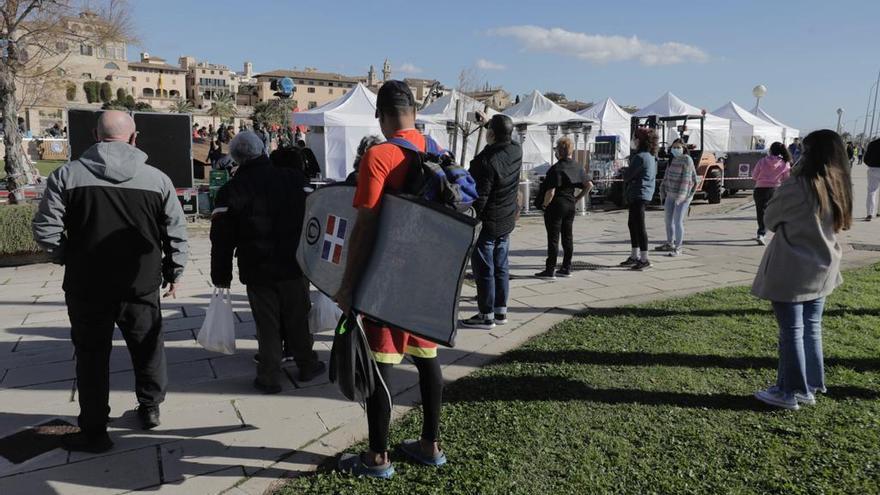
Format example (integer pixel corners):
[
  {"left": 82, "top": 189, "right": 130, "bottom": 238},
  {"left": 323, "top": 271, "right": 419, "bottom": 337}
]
[{"left": 1, "top": 166, "right": 878, "bottom": 494}]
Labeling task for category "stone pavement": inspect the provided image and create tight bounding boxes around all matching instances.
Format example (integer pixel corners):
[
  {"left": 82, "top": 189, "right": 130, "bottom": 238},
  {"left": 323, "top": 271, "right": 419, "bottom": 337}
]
[{"left": 1, "top": 166, "right": 878, "bottom": 495}]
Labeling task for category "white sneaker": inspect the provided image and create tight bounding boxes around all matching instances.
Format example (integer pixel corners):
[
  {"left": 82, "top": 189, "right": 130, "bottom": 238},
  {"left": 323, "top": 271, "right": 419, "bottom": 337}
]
[
  {"left": 768, "top": 385, "right": 816, "bottom": 405},
  {"left": 668, "top": 248, "right": 682, "bottom": 257},
  {"left": 755, "top": 387, "right": 799, "bottom": 410},
  {"left": 756, "top": 235, "right": 766, "bottom": 246}
]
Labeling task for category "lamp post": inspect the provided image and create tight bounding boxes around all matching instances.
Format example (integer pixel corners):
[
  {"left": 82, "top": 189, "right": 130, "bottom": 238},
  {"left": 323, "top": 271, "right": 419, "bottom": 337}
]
[
  {"left": 836, "top": 108, "right": 844, "bottom": 134},
  {"left": 515, "top": 122, "right": 530, "bottom": 214},
  {"left": 753, "top": 85, "right": 767, "bottom": 110},
  {"left": 415, "top": 122, "right": 425, "bottom": 135},
  {"left": 546, "top": 123, "right": 559, "bottom": 165},
  {"left": 445, "top": 120, "right": 457, "bottom": 157},
  {"left": 862, "top": 81, "right": 877, "bottom": 146}
]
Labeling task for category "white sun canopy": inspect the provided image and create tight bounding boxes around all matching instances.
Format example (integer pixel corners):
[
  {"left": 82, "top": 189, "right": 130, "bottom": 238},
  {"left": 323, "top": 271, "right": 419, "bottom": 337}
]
[
  {"left": 635, "top": 92, "right": 731, "bottom": 152},
  {"left": 578, "top": 97, "right": 633, "bottom": 157},
  {"left": 751, "top": 106, "right": 800, "bottom": 145},
  {"left": 294, "top": 83, "right": 381, "bottom": 179},
  {"left": 416, "top": 90, "right": 498, "bottom": 163},
  {"left": 713, "top": 101, "right": 785, "bottom": 151},
  {"left": 502, "top": 90, "right": 594, "bottom": 168}
]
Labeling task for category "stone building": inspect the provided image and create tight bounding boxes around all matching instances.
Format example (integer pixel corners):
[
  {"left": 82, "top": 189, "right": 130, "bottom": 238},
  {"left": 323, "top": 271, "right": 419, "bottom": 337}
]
[
  {"left": 128, "top": 53, "right": 187, "bottom": 109},
  {"left": 253, "top": 69, "right": 359, "bottom": 109}
]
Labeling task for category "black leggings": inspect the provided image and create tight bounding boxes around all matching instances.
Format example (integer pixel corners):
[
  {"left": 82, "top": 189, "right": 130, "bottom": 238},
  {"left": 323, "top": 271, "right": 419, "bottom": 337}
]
[
  {"left": 367, "top": 356, "right": 443, "bottom": 453},
  {"left": 628, "top": 200, "right": 648, "bottom": 251},
  {"left": 753, "top": 187, "right": 775, "bottom": 236},
  {"left": 544, "top": 200, "right": 576, "bottom": 271}
]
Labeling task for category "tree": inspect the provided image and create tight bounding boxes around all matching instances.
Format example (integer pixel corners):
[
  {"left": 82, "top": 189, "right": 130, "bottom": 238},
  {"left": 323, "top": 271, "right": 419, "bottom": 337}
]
[
  {"left": 65, "top": 82, "right": 76, "bottom": 101},
  {"left": 101, "top": 97, "right": 152, "bottom": 112},
  {"left": 250, "top": 100, "right": 289, "bottom": 128},
  {"left": 169, "top": 98, "right": 194, "bottom": 114},
  {"left": 99, "top": 81, "right": 112, "bottom": 103},
  {"left": 83, "top": 81, "right": 100, "bottom": 103},
  {"left": 1, "top": 1, "right": 134, "bottom": 199},
  {"left": 544, "top": 92, "right": 567, "bottom": 104},
  {"left": 116, "top": 87, "right": 125, "bottom": 100},
  {"left": 207, "top": 93, "right": 237, "bottom": 128}
]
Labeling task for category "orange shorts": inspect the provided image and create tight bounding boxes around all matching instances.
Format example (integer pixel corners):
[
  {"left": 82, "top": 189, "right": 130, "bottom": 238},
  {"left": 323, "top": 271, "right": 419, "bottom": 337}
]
[{"left": 364, "top": 319, "right": 438, "bottom": 364}]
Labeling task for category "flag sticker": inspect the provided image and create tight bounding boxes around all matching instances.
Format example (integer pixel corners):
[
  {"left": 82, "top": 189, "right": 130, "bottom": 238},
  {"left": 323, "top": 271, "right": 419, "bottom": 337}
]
[{"left": 321, "top": 214, "right": 348, "bottom": 265}]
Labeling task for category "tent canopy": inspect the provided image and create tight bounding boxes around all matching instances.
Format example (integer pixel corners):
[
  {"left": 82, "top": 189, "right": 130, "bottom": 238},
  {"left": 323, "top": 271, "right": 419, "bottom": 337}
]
[
  {"left": 751, "top": 106, "right": 800, "bottom": 144},
  {"left": 293, "top": 83, "right": 381, "bottom": 179},
  {"left": 502, "top": 90, "right": 594, "bottom": 167},
  {"left": 713, "top": 101, "right": 784, "bottom": 151},
  {"left": 578, "top": 97, "right": 632, "bottom": 156},
  {"left": 417, "top": 90, "right": 498, "bottom": 125},
  {"left": 634, "top": 91, "right": 730, "bottom": 152}
]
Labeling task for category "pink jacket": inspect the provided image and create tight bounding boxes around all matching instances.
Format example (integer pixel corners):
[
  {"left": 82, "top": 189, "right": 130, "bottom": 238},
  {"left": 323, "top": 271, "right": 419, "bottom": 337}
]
[{"left": 752, "top": 156, "right": 791, "bottom": 188}]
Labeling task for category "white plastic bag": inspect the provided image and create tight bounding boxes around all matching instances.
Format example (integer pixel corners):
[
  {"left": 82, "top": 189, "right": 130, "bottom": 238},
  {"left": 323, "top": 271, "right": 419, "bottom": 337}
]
[
  {"left": 196, "top": 288, "right": 236, "bottom": 354},
  {"left": 309, "top": 291, "right": 342, "bottom": 334}
]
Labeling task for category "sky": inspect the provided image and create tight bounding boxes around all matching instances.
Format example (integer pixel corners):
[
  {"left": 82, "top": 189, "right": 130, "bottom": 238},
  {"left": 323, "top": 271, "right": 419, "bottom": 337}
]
[{"left": 131, "top": 0, "right": 880, "bottom": 134}]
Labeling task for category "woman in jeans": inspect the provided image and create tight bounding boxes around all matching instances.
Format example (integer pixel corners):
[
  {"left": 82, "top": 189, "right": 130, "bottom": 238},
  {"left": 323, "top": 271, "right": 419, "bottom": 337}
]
[
  {"left": 656, "top": 139, "right": 697, "bottom": 257},
  {"left": 752, "top": 129, "right": 853, "bottom": 410},
  {"left": 535, "top": 137, "right": 592, "bottom": 279},
  {"left": 620, "top": 127, "right": 658, "bottom": 271},
  {"left": 752, "top": 142, "right": 792, "bottom": 245}
]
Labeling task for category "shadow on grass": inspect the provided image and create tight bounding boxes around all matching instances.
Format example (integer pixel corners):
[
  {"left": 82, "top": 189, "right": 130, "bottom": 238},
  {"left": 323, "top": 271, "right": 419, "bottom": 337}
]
[{"left": 576, "top": 306, "right": 880, "bottom": 318}]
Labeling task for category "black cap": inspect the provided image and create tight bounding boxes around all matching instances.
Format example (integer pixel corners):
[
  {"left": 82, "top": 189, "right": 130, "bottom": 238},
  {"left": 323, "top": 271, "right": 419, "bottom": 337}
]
[{"left": 376, "top": 80, "right": 416, "bottom": 113}]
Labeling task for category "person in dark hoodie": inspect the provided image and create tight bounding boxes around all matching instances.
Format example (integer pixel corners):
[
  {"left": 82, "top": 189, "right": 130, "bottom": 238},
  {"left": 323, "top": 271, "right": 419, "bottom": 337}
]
[
  {"left": 210, "top": 131, "right": 325, "bottom": 394},
  {"left": 32, "top": 110, "right": 189, "bottom": 453},
  {"left": 460, "top": 114, "right": 522, "bottom": 329}
]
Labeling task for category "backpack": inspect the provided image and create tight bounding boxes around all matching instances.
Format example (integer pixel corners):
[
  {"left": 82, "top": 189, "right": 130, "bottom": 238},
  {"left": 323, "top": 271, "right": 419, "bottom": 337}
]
[
  {"left": 329, "top": 313, "right": 390, "bottom": 405},
  {"left": 387, "top": 136, "right": 479, "bottom": 212}
]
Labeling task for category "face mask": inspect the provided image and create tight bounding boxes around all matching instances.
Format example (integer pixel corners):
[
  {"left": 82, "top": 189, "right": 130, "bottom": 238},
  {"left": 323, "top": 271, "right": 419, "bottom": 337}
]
[{"left": 671, "top": 148, "right": 683, "bottom": 157}]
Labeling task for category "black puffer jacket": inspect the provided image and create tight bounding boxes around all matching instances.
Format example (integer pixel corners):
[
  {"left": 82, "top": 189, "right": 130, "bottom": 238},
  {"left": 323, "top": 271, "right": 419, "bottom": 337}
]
[
  {"left": 468, "top": 141, "right": 523, "bottom": 238},
  {"left": 864, "top": 138, "right": 880, "bottom": 168},
  {"left": 210, "top": 155, "right": 306, "bottom": 286}
]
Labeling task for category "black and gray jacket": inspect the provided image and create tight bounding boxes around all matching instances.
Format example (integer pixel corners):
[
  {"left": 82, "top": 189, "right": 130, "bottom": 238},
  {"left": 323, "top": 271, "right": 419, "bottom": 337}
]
[
  {"left": 468, "top": 141, "right": 523, "bottom": 238},
  {"left": 32, "top": 141, "right": 189, "bottom": 299}
]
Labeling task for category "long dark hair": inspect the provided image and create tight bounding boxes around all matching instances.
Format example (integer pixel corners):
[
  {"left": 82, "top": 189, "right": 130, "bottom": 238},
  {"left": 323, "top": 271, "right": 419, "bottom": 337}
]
[
  {"left": 794, "top": 130, "right": 853, "bottom": 232},
  {"left": 769, "top": 141, "right": 792, "bottom": 163}
]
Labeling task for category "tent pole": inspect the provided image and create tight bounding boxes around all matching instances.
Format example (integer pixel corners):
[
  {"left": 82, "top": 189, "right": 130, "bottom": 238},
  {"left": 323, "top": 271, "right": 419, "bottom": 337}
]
[{"left": 452, "top": 100, "right": 461, "bottom": 159}]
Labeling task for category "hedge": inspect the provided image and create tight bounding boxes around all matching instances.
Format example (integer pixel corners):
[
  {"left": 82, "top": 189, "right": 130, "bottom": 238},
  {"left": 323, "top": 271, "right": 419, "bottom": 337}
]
[
  {"left": 0, "top": 204, "right": 41, "bottom": 256},
  {"left": 99, "top": 82, "right": 113, "bottom": 103}
]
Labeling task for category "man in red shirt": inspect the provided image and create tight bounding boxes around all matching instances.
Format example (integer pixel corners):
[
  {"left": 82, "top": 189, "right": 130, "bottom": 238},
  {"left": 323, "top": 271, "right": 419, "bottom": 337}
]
[{"left": 334, "top": 81, "right": 446, "bottom": 479}]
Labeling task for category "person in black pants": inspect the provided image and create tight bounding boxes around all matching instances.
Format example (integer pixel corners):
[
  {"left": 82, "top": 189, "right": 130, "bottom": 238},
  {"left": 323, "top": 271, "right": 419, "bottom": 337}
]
[
  {"left": 620, "top": 127, "right": 658, "bottom": 271},
  {"left": 535, "top": 136, "right": 593, "bottom": 279},
  {"left": 32, "top": 111, "right": 189, "bottom": 453}
]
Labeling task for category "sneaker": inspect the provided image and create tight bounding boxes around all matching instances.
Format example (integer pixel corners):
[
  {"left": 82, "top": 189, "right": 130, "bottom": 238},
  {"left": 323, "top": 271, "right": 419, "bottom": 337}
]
[
  {"left": 338, "top": 453, "right": 395, "bottom": 479},
  {"left": 398, "top": 439, "right": 448, "bottom": 467},
  {"left": 631, "top": 260, "right": 652, "bottom": 271},
  {"left": 62, "top": 431, "right": 114, "bottom": 453},
  {"left": 136, "top": 405, "right": 161, "bottom": 430},
  {"left": 654, "top": 243, "right": 674, "bottom": 252},
  {"left": 756, "top": 235, "right": 766, "bottom": 246},
  {"left": 460, "top": 314, "right": 495, "bottom": 330},
  {"left": 556, "top": 268, "right": 572, "bottom": 278},
  {"left": 866, "top": 216, "right": 873, "bottom": 222},
  {"left": 494, "top": 314, "right": 508, "bottom": 325},
  {"left": 767, "top": 385, "right": 815, "bottom": 406},
  {"left": 668, "top": 248, "right": 682, "bottom": 257},
  {"left": 534, "top": 270, "right": 556, "bottom": 280},
  {"left": 754, "top": 387, "right": 800, "bottom": 410},
  {"left": 619, "top": 257, "right": 639, "bottom": 267},
  {"left": 253, "top": 353, "right": 296, "bottom": 366},
  {"left": 298, "top": 360, "right": 326, "bottom": 382}
]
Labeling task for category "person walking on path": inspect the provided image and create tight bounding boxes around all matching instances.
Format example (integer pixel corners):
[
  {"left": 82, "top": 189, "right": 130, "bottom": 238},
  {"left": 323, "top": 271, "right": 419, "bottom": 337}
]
[
  {"left": 334, "top": 81, "right": 447, "bottom": 479},
  {"left": 535, "top": 136, "right": 592, "bottom": 279},
  {"left": 752, "top": 142, "right": 792, "bottom": 244},
  {"left": 210, "top": 132, "right": 325, "bottom": 394},
  {"left": 862, "top": 137, "right": 880, "bottom": 221},
  {"left": 752, "top": 129, "right": 853, "bottom": 411},
  {"left": 32, "top": 111, "right": 189, "bottom": 453},
  {"left": 655, "top": 139, "right": 698, "bottom": 257},
  {"left": 620, "top": 127, "right": 658, "bottom": 271},
  {"left": 460, "top": 114, "right": 522, "bottom": 329},
  {"left": 788, "top": 138, "right": 802, "bottom": 163}
]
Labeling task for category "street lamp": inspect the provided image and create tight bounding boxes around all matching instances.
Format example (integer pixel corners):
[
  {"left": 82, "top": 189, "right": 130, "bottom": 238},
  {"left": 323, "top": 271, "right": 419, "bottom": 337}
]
[
  {"left": 753, "top": 85, "right": 767, "bottom": 110},
  {"left": 514, "top": 122, "right": 531, "bottom": 215},
  {"left": 546, "top": 123, "right": 559, "bottom": 165},
  {"left": 836, "top": 108, "right": 844, "bottom": 134},
  {"left": 415, "top": 122, "right": 425, "bottom": 134},
  {"left": 445, "top": 120, "right": 457, "bottom": 157}
]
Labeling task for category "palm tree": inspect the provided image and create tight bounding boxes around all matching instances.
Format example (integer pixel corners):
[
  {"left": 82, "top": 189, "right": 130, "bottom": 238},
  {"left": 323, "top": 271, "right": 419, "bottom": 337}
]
[
  {"left": 207, "top": 93, "right": 237, "bottom": 128},
  {"left": 169, "top": 98, "right": 194, "bottom": 114}
]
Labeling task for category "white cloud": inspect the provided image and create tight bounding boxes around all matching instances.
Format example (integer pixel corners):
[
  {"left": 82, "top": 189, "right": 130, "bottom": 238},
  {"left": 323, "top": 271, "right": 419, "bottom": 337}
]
[
  {"left": 398, "top": 63, "right": 423, "bottom": 74},
  {"left": 476, "top": 58, "right": 506, "bottom": 70},
  {"left": 488, "top": 25, "right": 709, "bottom": 66}
]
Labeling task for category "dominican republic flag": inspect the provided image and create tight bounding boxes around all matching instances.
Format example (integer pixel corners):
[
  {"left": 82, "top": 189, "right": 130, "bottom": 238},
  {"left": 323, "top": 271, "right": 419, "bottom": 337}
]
[{"left": 321, "top": 214, "right": 348, "bottom": 265}]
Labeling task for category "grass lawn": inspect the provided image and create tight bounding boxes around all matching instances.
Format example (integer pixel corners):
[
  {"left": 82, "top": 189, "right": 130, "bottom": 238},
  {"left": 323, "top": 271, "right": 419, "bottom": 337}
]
[
  {"left": 0, "top": 160, "right": 65, "bottom": 179},
  {"left": 279, "top": 264, "right": 880, "bottom": 495}
]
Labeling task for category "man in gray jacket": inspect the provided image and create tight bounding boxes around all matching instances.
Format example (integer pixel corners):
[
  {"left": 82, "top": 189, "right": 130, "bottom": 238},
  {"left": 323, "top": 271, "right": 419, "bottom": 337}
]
[{"left": 33, "top": 111, "right": 189, "bottom": 453}]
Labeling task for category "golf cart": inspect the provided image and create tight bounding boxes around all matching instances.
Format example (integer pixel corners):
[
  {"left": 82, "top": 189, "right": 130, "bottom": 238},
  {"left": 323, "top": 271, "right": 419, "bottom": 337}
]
[{"left": 608, "top": 114, "right": 724, "bottom": 206}]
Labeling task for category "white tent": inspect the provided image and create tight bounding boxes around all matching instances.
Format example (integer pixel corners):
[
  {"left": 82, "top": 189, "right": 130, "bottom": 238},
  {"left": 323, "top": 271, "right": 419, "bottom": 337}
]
[
  {"left": 502, "top": 90, "right": 593, "bottom": 168},
  {"left": 634, "top": 92, "right": 731, "bottom": 152},
  {"left": 751, "top": 106, "right": 800, "bottom": 145},
  {"left": 417, "top": 90, "right": 498, "bottom": 163},
  {"left": 578, "top": 97, "right": 632, "bottom": 157},
  {"left": 293, "top": 83, "right": 381, "bottom": 180},
  {"left": 713, "top": 101, "right": 785, "bottom": 151}
]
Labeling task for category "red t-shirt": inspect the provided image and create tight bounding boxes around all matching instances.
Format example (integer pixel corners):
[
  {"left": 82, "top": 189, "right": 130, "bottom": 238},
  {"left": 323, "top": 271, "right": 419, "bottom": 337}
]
[{"left": 352, "top": 129, "right": 426, "bottom": 211}]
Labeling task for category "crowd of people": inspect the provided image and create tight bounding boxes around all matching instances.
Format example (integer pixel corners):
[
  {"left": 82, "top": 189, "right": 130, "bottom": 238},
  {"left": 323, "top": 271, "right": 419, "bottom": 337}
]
[{"left": 28, "top": 81, "right": 875, "bottom": 480}]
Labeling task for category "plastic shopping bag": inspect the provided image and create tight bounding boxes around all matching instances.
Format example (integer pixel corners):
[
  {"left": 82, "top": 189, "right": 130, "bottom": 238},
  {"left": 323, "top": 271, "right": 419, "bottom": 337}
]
[
  {"left": 196, "top": 288, "right": 236, "bottom": 354},
  {"left": 309, "top": 291, "right": 343, "bottom": 334}
]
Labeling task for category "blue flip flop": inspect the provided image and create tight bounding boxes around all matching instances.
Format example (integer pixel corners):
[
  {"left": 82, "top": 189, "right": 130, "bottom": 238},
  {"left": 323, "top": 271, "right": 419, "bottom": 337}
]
[
  {"left": 337, "top": 453, "right": 395, "bottom": 479},
  {"left": 398, "top": 439, "right": 448, "bottom": 467}
]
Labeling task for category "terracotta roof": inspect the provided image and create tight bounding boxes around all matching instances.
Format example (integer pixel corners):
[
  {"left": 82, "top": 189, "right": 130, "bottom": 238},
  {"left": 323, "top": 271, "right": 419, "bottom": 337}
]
[
  {"left": 128, "top": 62, "right": 187, "bottom": 72},
  {"left": 255, "top": 69, "right": 359, "bottom": 83}
]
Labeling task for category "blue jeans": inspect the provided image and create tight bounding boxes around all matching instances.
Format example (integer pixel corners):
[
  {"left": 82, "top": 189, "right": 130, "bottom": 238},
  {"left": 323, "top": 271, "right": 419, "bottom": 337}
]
[
  {"left": 771, "top": 298, "right": 826, "bottom": 395},
  {"left": 664, "top": 196, "right": 691, "bottom": 248},
  {"left": 471, "top": 233, "right": 510, "bottom": 318}
]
